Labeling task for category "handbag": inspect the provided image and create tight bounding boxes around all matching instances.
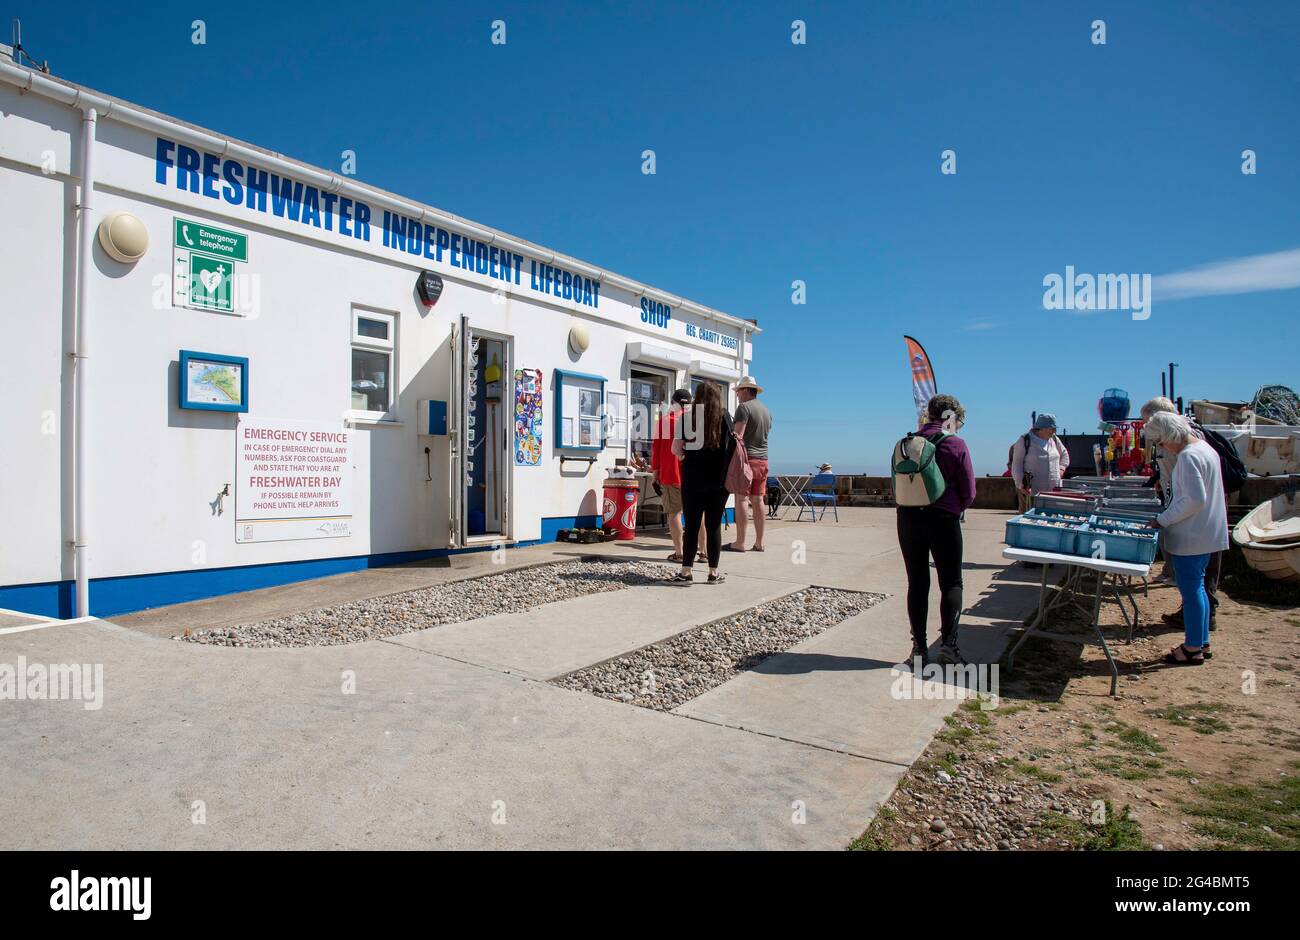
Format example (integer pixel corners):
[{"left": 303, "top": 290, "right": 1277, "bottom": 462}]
[{"left": 726, "top": 430, "right": 753, "bottom": 495}]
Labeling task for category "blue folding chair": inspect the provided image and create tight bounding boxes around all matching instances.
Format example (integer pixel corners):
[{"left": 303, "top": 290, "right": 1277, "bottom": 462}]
[{"left": 796, "top": 473, "right": 839, "bottom": 522}]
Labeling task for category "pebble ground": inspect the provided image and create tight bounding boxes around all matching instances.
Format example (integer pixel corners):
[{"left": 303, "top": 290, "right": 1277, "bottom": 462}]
[
  {"left": 178, "top": 559, "right": 667, "bottom": 648},
  {"left": 552, "top": 586, "right": 885, "bottom": 710}
]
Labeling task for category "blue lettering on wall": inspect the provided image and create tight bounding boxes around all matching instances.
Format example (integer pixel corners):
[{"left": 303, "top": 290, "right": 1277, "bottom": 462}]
[
  {"left": 640, "top": 297, "right": 672, "bottom": 329},
  {"left": 153, "top": 136, "right": 598, "bottom": 309}
]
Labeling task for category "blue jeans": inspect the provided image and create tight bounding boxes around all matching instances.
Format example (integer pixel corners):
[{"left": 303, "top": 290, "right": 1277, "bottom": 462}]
[{"left": 1171, "top": 553, "right": 1211, "bottom": 649}]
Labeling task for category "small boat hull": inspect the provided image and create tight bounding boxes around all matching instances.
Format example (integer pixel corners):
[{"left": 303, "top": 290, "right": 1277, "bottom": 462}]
[
  {"left": 1233, "top": 491, "right": 1300, "bottom": 581},
  {"left": 1238, "top": 543, "right": 1300, "bottom": 583}
]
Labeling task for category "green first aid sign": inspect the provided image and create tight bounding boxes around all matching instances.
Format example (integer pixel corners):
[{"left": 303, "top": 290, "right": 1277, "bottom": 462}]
[
  {"left": 174, "top": 217, "right": 248, "bottom": 262},
  {"left": 189, "top": 254, "right": 234, "bottom": 312}
]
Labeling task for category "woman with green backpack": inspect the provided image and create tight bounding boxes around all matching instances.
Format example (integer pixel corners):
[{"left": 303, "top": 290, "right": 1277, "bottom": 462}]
[{"left": 891, "top": 394, "right": 976, "bottom": 667}]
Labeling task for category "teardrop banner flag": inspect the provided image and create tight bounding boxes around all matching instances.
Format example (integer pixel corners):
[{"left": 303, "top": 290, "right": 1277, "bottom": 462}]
[{"left": 903, "top": 335, "right": 937, "bottom": 424}]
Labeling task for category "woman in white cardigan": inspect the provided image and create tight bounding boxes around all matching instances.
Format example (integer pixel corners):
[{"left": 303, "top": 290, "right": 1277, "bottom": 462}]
[{"left": 1144, "top": 412, "right": 1229, "bottom": 665}]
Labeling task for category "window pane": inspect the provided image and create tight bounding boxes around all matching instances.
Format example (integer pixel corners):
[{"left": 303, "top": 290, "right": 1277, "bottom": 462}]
[
  {"left": 630, "top": 372, "right": 669, "bottom": 461},
  {"left": 357, "top": 317, "right": 389, "bottom": 341},
  {"left": 351, "top": 348, "right": 391, "bottom": 411}
]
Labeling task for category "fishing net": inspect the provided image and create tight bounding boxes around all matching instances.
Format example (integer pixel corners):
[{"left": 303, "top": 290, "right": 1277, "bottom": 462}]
[{"left": 1251, "top": 385, "right": 1300, "bottom": 425}]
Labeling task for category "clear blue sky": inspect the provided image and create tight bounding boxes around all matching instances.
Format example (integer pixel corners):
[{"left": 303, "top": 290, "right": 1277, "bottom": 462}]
[{"left": 11, "top": 0, "right": 1298, "bottom": 473}]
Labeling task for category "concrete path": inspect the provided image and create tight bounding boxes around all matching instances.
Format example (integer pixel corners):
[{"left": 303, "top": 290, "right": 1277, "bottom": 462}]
[
  {"left": 388, "top": 573, "right": 802, "bottom": 680},
  {"left": 0, "top": 508, "right": 1039, "bottom": 850}
]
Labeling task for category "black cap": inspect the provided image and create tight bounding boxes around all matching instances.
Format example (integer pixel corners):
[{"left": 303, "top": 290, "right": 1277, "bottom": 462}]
[{"left": 671, "top": 388, "right": 692, "bottom": 405}]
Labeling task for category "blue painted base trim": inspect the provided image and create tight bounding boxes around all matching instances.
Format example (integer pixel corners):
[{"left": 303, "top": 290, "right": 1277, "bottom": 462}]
[
  {"left": 0, "top": 515, "right": 601, "bottom": 620},
  {"left": 539, "top": 514, "right": 602, "bottom": 543}
]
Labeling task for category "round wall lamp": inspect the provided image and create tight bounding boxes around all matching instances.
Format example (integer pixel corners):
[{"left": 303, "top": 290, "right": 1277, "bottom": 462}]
[
  {"left": 97, "top": 211, "right": 149, "bottom": 263},
  {"left": 568, "top": 323, "right": 590, "bottom": 356}
]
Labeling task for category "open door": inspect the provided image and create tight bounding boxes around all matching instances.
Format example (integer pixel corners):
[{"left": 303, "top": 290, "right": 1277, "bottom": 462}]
[
  {"left": 447, "top": 315, "right": 468, "bottom": 548},
  {"left": 450, "top": 318, "right": 515, "bottom": 547}
]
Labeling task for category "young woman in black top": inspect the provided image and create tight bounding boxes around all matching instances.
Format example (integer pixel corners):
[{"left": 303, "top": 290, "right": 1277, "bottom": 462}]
[{"left": 670, "top": 381, "right": 735, "bottom": 584}]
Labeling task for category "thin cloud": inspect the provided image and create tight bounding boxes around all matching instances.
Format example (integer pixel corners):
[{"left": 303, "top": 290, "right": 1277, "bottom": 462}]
[
  {"left": 964, "top": 318, "right": 1001, "bottom": 331},
  {"left": 1155, "top": 247, "right": 1300, "bottom": 301}
]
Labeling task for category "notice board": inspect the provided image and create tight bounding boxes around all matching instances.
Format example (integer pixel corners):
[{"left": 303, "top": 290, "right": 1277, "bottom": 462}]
[{"left": 235, "top": 417, "right": 354, "bottom": 542}]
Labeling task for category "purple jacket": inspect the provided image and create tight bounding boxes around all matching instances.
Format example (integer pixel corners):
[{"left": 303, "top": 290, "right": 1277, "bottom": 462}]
[{"left": 919, "top": 422, "right": 976, "bottom": 516}]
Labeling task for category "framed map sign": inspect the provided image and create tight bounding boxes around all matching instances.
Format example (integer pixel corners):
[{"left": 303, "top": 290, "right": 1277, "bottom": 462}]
[{"left": 179, "top": 350, "right": 249, "bottom": 412}]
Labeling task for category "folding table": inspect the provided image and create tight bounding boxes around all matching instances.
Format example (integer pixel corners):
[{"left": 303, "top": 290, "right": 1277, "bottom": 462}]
[
  {"left": 1002, "top": 547, "right": 1151, "bottom": 696},
  {"left": 773, "top": 474, "right": 810, "bottom": 519}
]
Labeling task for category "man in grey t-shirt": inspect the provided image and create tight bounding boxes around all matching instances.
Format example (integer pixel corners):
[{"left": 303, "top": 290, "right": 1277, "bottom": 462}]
[{"left": 728, "top": 376, "right": 772, "bottom": 552}]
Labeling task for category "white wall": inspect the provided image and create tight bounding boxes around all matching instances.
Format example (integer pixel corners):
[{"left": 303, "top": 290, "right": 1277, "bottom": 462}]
[{"left": 0, "top": 81, "right": 753, "bottom": 591}]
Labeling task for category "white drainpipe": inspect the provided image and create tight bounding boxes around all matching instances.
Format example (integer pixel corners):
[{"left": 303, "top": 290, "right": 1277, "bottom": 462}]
[{"left": 74, "top": 107, "right": 96, "bottom": 617}]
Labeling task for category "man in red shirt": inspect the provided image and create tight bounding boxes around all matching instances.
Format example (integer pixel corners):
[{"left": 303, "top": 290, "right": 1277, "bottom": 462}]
[{"left": 652, "top": 388, "right": 694, "bottom": 562}]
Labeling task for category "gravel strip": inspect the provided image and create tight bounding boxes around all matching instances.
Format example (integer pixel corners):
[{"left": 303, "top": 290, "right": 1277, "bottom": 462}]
[
  {"left": 891, "top": 757, "right": 1095, "bottom": 850},
  {"left": 552, "top": 586, "right": 885, "bottom": 711},
  {"left": 177, "top": 559, "right": 668, "bottom": 648}
]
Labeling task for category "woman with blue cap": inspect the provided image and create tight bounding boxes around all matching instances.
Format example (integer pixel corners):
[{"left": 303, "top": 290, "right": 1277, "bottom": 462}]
[{"left": 1010, "top": 413, "right": 1070, "bottom": 511}]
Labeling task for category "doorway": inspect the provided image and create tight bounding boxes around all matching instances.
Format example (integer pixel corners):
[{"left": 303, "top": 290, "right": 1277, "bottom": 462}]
[
  {"left": 451, "top": 317, "right": 513, "bottom": 546},
  {"left": 629, "top": 364, "right": 678, "bottom": 531},
  {"left": 629, "top": 366, "right": 675, "bottom": 466}
]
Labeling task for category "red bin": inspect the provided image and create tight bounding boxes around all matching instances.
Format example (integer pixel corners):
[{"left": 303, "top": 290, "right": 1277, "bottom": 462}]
[{"left": 602, "top": 479, "right": 639, "bottom": 541}]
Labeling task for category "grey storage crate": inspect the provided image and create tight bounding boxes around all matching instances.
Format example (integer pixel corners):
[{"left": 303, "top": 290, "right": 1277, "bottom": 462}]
[{"left": 1033, "top": 493, "right": 1099, "bottom": 513}]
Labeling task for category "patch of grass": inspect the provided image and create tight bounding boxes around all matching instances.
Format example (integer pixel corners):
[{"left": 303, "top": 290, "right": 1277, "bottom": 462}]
[
  {"left": 1145, "top": 703, "right": 1232, "bottom": 735},
  {"left": 1180, "top": 773, "right": 1300, "bottom": 850},
  {"left": 956, "top": 702, "right": 993, "bottom": 722},
  {"left": 1167, "top": 768, "right": 1198, "bottom": 780},
  {"left": 1003, "top": 759, "right": 1063, "bottom": 783},
  {"left": 1090, "top": 753, "right": 1165, "bottom": 780},
  {"left": 931, "top": 751, "right": 963, "bottom": 776},
  {"left": 1038, "top": 801, "right": 1146, "bottom": 850},
  {"left": 1105, "top": 720, "right": 1166, "bottom": 754},
  {"left": 847, "top": 810, "right": 895, "bottom": 851},
  {"left": 936, "top": 711, "right": 988, "bottom": 745},
  {"left": 990, "top": 702, "right": 1031, "bottom": 717}
]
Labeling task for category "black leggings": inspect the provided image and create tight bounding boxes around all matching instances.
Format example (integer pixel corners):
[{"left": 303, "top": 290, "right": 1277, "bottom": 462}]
[
  {"left": 896, "top": 506, "right": 964, "bottom": 645},
  {"left": 682, "top": 488, "right": 728, "bottom": 569}
]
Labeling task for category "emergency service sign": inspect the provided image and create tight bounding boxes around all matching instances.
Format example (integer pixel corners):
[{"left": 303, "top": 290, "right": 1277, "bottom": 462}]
[{"left": 235, "top": 417, "right": 354, "bottom": 543}]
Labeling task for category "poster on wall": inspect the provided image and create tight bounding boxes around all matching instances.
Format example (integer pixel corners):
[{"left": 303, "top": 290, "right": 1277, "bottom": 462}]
[
  {"left": 179, "top": 350, "right": 248, "bottom": 412},
  {"left": 514, "top": 368, "right": 543, "bottom": 466},
  {"left": 235, "top": 417, "right": 354, "bottom": 542}
]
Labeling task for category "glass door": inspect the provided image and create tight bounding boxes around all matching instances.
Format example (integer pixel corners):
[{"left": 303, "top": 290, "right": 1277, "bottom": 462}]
[{"left": 629, "top": 367, "right": 673, "bottom": 466}]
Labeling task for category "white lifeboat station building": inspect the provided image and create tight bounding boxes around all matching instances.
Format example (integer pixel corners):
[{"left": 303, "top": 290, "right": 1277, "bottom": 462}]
[{"left": 0, "top": 62, "right": 757, "bottom": 619}]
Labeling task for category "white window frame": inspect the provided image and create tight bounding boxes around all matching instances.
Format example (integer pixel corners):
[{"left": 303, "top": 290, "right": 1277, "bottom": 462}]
[{"left": 348, "top": 307, "right": 398, "bottom": 422}]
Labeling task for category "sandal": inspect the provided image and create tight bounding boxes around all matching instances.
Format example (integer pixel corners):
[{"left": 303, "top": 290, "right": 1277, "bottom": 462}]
[
  {"left": 665, "top": 553, "right": 684, "bottom": 563},
  {"left": 707, "top": 572, "right": 727, "bottom": 584},
  {"left": 721, "top": 545, "right": 746, "bottom": 553},
  {"left": 752, "top": 546, "right": 765, "bottom": 552},
  {"left": 1164, "top": 643, "right": 1204, "bottom": 666},
  {"left": 696, "top": 553, "right": 708, "bottom": 563}
]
